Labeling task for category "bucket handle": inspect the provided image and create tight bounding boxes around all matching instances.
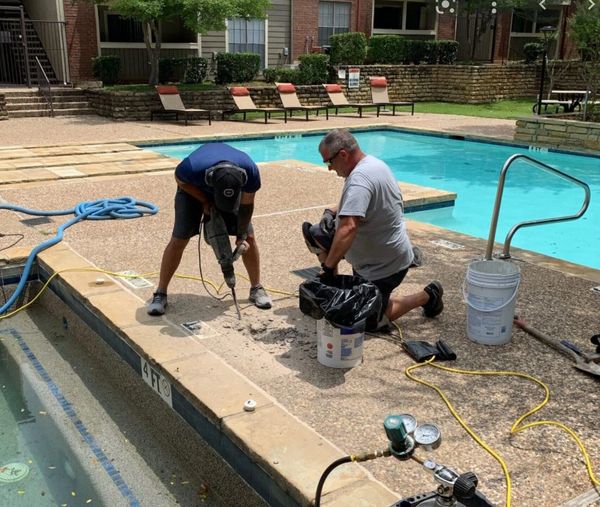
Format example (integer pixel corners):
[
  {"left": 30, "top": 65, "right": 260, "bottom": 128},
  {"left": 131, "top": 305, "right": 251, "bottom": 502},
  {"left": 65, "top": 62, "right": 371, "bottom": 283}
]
[{"left": 462, "top": 277, "right": 520, "bottom": 313}]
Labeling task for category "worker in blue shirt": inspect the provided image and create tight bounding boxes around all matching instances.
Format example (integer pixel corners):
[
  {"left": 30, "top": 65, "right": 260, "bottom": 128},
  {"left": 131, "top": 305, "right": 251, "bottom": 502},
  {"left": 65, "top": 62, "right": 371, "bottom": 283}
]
[{"left": 147, "top": 142, "right": 272, "bottom": 315}]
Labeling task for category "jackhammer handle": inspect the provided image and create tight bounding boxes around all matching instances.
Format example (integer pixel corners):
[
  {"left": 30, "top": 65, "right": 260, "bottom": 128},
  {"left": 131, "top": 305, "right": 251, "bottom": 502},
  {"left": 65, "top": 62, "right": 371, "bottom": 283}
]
[
  {"left": 232, "top": 241, "right": 249, "bottom": 262},
  {"left": 514, "top": 317, "right": 580, "bottom": 362}
]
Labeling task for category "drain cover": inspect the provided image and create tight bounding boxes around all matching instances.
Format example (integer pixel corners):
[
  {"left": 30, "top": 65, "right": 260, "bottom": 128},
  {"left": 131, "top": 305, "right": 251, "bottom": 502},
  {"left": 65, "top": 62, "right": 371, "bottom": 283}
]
[
  {"left": 20, "top": 217, "right": 52, "bottom": 227},
  {"left": 430, "top": 239, "right": 464, "bottom": 250},
  {"left": 0, "top": 463, "right": 29, "bottom": 483},
  {"left": 290, "top": 266, "right": 320, "bottom": 280},
  {"left": 119, "top": 270, "right": 153, "bottom": 289},
  {"left": 181, "top": 320, "right": 218, "bottom": 338}
]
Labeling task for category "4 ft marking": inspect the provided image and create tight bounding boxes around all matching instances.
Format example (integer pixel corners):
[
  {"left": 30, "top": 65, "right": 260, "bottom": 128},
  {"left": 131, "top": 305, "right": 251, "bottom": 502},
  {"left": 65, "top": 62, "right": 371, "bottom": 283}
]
[{"left": 141, "top": 358, "right": 173, "bottom": 407}]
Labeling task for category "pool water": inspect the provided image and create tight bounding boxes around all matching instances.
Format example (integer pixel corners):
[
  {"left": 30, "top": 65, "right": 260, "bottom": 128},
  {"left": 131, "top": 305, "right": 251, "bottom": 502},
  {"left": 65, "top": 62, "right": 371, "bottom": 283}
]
[
  {"left": 148, "top": 130, "right": 599, "bottom": 270},
  {"left": 0, "top": 334, "right": 101, "bottom": 506}
]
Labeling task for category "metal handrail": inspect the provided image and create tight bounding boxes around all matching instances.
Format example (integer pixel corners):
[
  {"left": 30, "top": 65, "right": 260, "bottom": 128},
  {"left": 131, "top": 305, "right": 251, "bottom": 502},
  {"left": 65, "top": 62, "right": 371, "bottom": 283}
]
[
  {"left": 485, "top": 153, "right": 591, "bottom": 260},
  {"left": 35, "top": 56, "right": 54, "bottom": 117}
]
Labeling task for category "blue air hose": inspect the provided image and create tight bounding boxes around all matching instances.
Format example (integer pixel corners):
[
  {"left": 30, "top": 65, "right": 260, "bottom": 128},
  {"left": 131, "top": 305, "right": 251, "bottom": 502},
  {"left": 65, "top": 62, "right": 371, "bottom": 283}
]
[{"left": 0, "top": 197, "right": 158, "bottom": 315}]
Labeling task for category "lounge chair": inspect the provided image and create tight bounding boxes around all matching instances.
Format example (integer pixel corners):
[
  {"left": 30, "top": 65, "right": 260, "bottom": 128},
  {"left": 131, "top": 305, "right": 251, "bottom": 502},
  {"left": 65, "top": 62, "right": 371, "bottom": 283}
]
[
  {"left": 322, "top": 83, "right": 376, "bottom": 118},
  {"left": 369, "top": 76, "right": 414, "bottom": 116},
  {"left": 223, "top": 86, "right": 287, "bottom": 124},
  {"left": 275, "top": 83, "right": 329, "bottom": 121},
  {"left": 151, "top": 85, "right": 212, "bottom": 126}
]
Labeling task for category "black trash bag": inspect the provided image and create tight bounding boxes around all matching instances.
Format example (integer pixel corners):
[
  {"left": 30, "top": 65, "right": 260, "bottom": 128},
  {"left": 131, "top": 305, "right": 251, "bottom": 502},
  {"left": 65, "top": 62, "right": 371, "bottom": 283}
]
[{"left": 299, "top": 274, "right": 382, "bottom": 328}]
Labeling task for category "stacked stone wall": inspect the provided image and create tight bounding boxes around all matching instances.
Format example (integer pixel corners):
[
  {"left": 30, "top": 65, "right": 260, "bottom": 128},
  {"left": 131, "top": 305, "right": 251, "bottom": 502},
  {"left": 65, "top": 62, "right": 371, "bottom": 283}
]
[
  {"left": 0, "top": 94, "right": 7, "bottom": 120},
  {"left": 85, "top": 63, "right": 593, "bottom": 119},
  {"left": 336, "top": 64, "right": 540, "bottom": 103},
  {"left": 514, "top": 117, "right": 600, "bottom": 152},
  {"left": 87, "top": 85, "right": 329, "bottom": 120}
]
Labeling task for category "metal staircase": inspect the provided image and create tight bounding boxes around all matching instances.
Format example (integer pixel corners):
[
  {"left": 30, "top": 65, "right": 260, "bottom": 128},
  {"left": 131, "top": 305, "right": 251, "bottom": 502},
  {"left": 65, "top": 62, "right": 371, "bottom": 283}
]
[{"left": 0, "top": 2, "right": 66, "bottom": 86}]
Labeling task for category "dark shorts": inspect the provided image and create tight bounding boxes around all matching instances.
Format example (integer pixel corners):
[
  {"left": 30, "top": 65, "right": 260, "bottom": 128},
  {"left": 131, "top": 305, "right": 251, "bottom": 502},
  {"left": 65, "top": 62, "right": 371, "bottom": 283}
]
[
  {"left": 172, "top": 188, "right": 254, "bottom": 240},
  {"left": 355, "top": 268, "right": 409, "bottom": 326}
]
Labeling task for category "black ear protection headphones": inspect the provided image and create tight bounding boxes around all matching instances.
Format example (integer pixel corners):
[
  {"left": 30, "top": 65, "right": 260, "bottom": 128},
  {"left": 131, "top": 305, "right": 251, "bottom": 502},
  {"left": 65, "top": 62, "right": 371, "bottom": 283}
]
[{"left": 205, "top": 162, "right": 248, "bottom": 187}]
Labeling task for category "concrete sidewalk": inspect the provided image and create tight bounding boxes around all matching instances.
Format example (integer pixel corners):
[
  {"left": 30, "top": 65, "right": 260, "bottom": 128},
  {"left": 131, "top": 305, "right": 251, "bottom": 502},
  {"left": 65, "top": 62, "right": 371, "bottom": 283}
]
[{"left": 0, "top": 112, "right": 516, "bottom": 147}]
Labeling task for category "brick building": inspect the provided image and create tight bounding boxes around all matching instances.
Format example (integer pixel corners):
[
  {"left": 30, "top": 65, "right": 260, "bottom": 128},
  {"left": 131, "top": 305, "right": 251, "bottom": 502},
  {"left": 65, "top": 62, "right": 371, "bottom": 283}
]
[{"left": 0, "top": 0, "right": 581, "bottom": 86}]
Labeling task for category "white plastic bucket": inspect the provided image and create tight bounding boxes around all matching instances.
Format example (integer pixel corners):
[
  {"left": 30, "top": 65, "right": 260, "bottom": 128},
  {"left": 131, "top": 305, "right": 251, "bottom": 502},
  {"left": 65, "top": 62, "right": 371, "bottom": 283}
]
[
  {"left": 463, "top": 259, "right": 520, "bottom": 346},
  {"left": 316, "top": 318, "right": 365, "bottom": 368}
]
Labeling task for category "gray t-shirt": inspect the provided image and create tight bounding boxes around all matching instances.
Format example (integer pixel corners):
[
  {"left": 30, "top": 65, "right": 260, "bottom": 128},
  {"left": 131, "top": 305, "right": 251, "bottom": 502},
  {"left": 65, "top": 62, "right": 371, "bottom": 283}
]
[{"left": 337, "top": 154, "right": 413, "bottom": 280}]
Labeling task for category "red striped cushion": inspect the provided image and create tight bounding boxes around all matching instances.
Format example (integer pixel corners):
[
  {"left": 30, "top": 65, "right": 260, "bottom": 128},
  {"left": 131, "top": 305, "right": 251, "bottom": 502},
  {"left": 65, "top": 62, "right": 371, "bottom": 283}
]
[
  {"left": 370, "top": 77, "right": 387, "bottom": 88},
  {"left": 325, "top": 84, "right": 342, "bottom": 93},
  {"left": 277, "top": 83, "right": 296, "bottom": 94},
  {"left": 230, "top": 86, "right": 250, "bottom": 96}
]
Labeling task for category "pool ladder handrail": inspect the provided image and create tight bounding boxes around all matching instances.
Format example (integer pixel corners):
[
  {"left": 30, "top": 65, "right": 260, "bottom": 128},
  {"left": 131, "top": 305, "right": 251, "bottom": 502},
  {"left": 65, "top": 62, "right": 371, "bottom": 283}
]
[{"left": 485, "top": 153, "right": 591, "bottom": 260}]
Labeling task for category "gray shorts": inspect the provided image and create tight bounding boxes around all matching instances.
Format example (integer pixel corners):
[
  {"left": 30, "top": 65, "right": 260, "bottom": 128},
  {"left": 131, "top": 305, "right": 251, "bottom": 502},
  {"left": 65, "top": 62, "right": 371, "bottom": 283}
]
[{"left": 172, "top": 188, "right": 254, "bottom": 239}]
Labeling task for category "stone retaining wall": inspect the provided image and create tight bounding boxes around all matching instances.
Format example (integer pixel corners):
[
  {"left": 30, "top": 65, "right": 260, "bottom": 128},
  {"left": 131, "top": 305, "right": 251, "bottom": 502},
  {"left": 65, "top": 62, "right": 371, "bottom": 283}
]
[
  {"left": 87, "top": 85, "right": 328, "bottom": 120},
  {"left": 337, "top": 64, "right": 540, "bottom": 103},
  {"left": 0, "top": 94, "right": 7, "bottom": 120},
  {"left": 86, "top": 62, "right": 591, "bottom": 119},
  {"left": 514, "top": 117, "right": 600, "bottom": 152}
]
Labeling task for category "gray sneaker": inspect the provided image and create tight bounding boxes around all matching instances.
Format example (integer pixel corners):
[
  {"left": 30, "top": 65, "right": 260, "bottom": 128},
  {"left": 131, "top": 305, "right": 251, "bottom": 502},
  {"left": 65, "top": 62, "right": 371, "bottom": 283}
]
[
  {"left": 249, "top": 284, "right": 272, "bottom": 309},
  {"left": 147, "top": 292, "right": 167, "bottom": 316}
]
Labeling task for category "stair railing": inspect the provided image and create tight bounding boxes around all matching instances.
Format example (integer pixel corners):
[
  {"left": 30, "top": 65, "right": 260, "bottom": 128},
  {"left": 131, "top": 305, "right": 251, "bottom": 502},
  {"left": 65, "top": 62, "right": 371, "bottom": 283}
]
[
  {"left": 485, "top": 154, "right": 591, "bottom": 260},
  {"left": 35, "top": 56, "right": 54, "bottom": 117}
]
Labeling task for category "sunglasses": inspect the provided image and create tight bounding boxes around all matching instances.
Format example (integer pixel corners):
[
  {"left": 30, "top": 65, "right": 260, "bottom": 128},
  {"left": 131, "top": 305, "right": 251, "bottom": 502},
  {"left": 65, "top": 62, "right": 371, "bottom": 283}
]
[{"left": 324, "top": 149, "right": 342, "bottom": 166}]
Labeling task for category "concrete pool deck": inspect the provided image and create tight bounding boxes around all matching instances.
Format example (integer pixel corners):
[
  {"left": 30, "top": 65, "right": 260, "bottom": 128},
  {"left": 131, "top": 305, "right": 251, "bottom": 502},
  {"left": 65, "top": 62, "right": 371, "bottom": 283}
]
[{"left": 1, "top": 114, "right": 599, "bottom": 507}]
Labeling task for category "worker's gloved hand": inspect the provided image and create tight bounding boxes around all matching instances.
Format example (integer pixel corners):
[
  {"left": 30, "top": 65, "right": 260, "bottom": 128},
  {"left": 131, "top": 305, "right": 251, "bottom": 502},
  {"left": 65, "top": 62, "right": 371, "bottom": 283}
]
[
  {"left": 318, "top": 263, "right": 336, "bottom": 286},
  {"left": 402, "top": 339, "right": 456, "bottom": 362},
  {"left": 319, "top": 209, "right": 336, "bottom": 234}
]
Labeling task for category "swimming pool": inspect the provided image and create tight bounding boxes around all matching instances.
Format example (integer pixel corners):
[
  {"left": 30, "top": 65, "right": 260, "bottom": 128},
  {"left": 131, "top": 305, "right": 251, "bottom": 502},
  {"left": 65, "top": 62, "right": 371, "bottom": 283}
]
[
  {"left": 148, "top": 129, "right": 599, "bottom": 270},
  {"left": 0, "top": 285, "right": 264, "bottom": 507}
]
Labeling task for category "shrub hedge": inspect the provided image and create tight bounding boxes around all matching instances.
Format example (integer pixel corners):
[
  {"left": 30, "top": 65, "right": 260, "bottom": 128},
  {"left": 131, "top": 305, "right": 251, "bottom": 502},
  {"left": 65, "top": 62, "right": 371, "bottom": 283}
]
[
  {"left": 92, "top": 55, "right": 120, "bottom": 86},
  {"left": 215, "top": 53, "right": 260, "bottom": 84},
  {"left": 366, "top": 37, "right": 458, "bottom": 65},
  {"left": 523, "top": 43, "right": 545, "bottom": 64},
  {"left": 297, "top": 53, "right": 329, "bottom": 84},
  {"left": 329, "top": 32, "right": 368, "bottom": 65},
  {"left": 157, "top": 57, "right": 208, "bottom": 84},
  {"left": 263, "top": 67, "right": 299, "bottom": 83}
]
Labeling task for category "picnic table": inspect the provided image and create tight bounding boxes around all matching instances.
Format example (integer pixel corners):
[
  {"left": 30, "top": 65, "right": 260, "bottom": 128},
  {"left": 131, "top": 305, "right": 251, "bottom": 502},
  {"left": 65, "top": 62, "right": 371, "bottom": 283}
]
[{"left": 533, "top": 90, "right": 590, "bottom": 114}]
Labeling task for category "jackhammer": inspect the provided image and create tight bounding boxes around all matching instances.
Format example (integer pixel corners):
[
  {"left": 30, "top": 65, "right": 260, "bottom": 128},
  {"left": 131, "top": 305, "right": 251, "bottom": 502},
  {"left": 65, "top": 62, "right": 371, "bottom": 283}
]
[{"left": 203, "top": 209, "right": 247, "bottom": 319}]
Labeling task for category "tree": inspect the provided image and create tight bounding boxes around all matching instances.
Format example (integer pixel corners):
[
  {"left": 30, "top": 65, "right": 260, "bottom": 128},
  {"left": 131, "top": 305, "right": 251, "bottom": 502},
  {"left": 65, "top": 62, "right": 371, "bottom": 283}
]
[
  {"left": 93, "top": 0, "right": 270, "bottom": 85},
  {"left": 568, "top": 2, "right": 600, "bottom": 120}
]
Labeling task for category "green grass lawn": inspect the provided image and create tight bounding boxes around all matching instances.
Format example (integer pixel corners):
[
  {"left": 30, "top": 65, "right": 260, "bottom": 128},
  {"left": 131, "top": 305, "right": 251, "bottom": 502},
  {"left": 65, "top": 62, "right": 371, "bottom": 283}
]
[{"left": 415, "top": 100, "right": 534, "bottom": 119}]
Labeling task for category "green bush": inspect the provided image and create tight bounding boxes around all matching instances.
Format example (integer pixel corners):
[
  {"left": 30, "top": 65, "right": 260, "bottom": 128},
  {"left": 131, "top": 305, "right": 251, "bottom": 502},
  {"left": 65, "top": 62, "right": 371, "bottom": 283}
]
[
  {"left": 437, "top": 40, "right": 459, "bottom": 64},
  {"left": 91, "top": 55, "right": 120, "bottom": 86},
  {"left": 523, "top": 42, "right": 545, "bottom": 64},
  {"left": 367, "top": 35, "right": 406, "bottom": 64},
  {"left": 297, "top": 53, "right": 329, "bottom": 84},
  {"left": 329, "top": 32, "right": 367, "bottom": 65},
  {"left": 405, "top": 40, "right": 429, "bottom": 64},
  {"left": 366, "top": 38, "right": 458, "bottom": 65},
  {"left": 568, "top": 5, "right": 600, "bottom": 61},
  {"left": 182, "top": 57, "right": 208, "bottom": 84},
  {"left": 215, "top": 53, "right": 260, "bottom": 84},
  {"left": 262, "top": 67, "right": 300, "bottom": 84},
  {"left": 158, "top": 57, "right": 208, "bottom": 84}
]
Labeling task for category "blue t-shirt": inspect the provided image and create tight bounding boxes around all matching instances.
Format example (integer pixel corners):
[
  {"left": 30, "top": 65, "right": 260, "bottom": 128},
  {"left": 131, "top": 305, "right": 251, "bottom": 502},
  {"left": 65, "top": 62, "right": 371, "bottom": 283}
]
[{"left": 175, "top": 143, "right": 261, "bottom": 196}]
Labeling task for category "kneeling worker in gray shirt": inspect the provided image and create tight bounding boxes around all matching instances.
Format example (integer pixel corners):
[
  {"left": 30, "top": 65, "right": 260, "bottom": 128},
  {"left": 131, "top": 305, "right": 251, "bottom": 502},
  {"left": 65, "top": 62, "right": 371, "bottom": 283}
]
[{"left": 302, "top": 128, "right": 443, "bottom": 330}]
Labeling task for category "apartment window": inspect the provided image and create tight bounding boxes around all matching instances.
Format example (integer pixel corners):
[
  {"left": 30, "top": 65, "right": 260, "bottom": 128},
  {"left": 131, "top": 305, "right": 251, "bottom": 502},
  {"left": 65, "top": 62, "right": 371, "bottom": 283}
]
[
  {"left": 511, "top": 8, "right": 561, "bottom": 34},
  {"left": 373, "top": 0, "right": 435, "bottom": 32},
  {"left": 97, "top": 7, "right": 195, "bottom": 43},
  {"left": 318, "top": 2, "right": 350, "bottom": 47},
  {"left": 228, "top": 18, "right": 266, "bottom": 69}
]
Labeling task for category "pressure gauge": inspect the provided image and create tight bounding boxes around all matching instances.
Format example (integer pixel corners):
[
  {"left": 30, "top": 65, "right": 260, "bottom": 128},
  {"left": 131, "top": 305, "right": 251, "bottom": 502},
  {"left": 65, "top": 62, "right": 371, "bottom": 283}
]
[
  {"left": 414, "top": 423, "right": 442, "bottom": 451},
  {"left": 396, "top": 414, "right": 417, "bottom": 435}
]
